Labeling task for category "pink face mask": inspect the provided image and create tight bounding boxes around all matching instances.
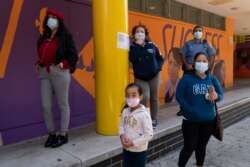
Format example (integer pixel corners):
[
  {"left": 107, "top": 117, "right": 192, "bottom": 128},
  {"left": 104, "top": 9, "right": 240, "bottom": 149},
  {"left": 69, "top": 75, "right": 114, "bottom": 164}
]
[{"left": 126, "top": 98, "right": 140, "bottom": 108}]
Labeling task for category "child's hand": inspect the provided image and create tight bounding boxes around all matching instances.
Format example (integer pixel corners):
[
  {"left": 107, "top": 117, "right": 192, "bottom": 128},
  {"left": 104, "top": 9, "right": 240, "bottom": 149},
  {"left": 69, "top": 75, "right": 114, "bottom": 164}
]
[
  {"left": 120, "top": 134, "right": 134, "bottom": 148},
  {"left": 123, "top": 139, "right": 134, "bottom": 148},
  {"left": 120, "top": 134, "right": 127, "bottom": 147}
]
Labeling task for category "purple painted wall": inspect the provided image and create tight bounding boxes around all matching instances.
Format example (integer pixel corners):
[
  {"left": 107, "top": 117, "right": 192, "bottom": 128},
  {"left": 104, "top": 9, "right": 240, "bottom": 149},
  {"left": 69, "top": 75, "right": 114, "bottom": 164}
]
[{"left": 0, "top": 0, "right": 95, "bottom": 145}]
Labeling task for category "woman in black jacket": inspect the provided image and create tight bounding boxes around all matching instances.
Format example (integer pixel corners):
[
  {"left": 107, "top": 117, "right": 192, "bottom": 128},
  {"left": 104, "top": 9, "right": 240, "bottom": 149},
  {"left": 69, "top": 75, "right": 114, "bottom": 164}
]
[
  {"left": 35, "top": 9, "right": 78, "bottom": 148},
  {"left": 129, "top": 24, "right": 164, "bottom": 129}
]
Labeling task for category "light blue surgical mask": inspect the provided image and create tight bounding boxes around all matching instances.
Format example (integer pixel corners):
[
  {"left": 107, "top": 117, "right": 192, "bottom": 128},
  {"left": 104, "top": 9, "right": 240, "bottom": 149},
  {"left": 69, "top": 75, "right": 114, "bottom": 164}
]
[
  {"left": 194, "top": 31, "right": 202, "bottom": 39},
  {"left": 195, "top": 62, "right": 208, "bottom": 73},
  {"left": 47, "top": 18, "right": 58, "bottom": 30}
]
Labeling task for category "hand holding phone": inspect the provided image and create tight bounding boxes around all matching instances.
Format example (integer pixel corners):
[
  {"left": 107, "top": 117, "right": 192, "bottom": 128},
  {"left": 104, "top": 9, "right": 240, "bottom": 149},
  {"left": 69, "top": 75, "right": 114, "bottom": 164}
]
[{"left": 206, "top": 86, "right": 218, "bottom": 102}]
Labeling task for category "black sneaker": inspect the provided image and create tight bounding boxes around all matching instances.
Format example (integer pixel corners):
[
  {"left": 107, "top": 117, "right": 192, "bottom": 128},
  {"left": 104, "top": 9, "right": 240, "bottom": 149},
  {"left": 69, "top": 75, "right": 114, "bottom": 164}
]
[
  {"left": 177, "top": 110, "right": 183, "bottom": 116},
  {"left": 152, "top": 119, "right": 157, "bottom": 129},
  {"left": 44, "top": 133, "right": 57, "bottom": 147},
  {"left": 51, "top": 134, "right": 68, "bottom": 148}
]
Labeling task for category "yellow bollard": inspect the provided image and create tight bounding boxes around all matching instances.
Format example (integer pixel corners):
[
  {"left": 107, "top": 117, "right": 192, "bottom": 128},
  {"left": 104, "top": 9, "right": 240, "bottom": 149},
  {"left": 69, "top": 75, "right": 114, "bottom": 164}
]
[{"left": 93, "top": 0, "right": 129, "bottom": 135}]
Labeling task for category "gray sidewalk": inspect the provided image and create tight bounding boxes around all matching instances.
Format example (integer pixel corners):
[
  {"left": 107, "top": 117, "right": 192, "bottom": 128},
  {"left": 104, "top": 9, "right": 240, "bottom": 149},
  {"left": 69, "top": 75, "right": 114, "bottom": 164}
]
[{"left": 148, "top": 116, "right": 250, "bottom": 167}]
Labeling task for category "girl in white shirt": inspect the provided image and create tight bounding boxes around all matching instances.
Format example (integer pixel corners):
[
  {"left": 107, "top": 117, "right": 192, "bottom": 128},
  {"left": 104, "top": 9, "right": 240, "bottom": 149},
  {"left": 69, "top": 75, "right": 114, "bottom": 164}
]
[{"left": 119, "top": 83, "right": 153, "bottom": 167}]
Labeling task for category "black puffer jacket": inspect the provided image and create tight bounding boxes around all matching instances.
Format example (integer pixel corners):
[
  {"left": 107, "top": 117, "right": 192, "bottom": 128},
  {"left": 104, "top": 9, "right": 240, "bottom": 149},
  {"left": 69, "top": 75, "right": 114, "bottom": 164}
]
[{"left": 55, "top": 33, "right": 79, "bottom": 73}]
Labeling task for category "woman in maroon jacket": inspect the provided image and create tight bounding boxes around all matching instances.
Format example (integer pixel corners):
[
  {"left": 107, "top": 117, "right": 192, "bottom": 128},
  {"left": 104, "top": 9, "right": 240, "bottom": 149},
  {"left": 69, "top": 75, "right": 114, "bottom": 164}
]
[{"left": 35, "top": 9, "right": 78, "bottom": 148}]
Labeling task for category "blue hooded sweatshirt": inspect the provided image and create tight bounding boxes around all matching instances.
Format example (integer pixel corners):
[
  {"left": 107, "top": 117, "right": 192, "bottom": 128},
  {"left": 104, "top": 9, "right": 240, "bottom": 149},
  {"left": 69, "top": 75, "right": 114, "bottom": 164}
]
[{"left": 176, "top": 73, "right": 223, "bottom": 122}]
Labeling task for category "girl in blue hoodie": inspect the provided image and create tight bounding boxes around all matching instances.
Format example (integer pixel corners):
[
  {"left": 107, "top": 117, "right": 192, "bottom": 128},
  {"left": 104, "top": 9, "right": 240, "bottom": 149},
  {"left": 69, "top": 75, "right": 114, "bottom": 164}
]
[{"left": 176, "top": 52, "right": 223, "bottom": 167}]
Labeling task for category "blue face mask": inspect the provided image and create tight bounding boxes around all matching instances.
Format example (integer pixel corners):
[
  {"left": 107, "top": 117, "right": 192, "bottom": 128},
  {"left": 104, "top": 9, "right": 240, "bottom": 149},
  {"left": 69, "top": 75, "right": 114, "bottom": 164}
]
[
  {"left": 194, "top": 31, "right": 202, "bottom": 39},
  {"left": 47, "top": 18, "right": 58, "bottom": 30},
  {"left": 195, "top": 62, "right": 208, "bottom": 73}
]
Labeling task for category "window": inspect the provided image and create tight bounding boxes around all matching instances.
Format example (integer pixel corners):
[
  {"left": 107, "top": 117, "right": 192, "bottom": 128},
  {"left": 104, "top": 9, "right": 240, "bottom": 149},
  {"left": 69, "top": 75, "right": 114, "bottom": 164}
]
[
  {"left": 187, "top": 6, "right": 201, "bottom": 24},
  {"left": 127, "top": 0, "right": 226, "bottom": 31},
  {"left": 214, "top": 15, "right": 225, "bottom": 30},
  {"left": 129, "top": 0, "right": 144, "bottom": 11},
  {"left": 202, "top": 11, "right": 214, "bottom": 28},
  {"left": 169, "top": 0, "right": 186, "bottom": 21},
  {"left": 146, "top": 0, "right": 165, "bottom": 16}
]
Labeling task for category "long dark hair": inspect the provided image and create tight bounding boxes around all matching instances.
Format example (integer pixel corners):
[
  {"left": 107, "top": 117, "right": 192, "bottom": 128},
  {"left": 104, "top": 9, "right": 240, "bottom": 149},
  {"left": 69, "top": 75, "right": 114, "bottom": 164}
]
[
  {"left": 121, "top": 83, "right": 143, "bottom": 113},
  {"left": 37, "top": 15, "right": 69, "bottom": 47}
]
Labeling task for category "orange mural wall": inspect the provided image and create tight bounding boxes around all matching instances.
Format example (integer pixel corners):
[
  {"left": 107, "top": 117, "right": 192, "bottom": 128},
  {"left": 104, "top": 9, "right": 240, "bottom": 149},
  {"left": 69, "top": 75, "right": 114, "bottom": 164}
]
[{"left": 128, "top": 11, "right": 234, "bottom": 103}]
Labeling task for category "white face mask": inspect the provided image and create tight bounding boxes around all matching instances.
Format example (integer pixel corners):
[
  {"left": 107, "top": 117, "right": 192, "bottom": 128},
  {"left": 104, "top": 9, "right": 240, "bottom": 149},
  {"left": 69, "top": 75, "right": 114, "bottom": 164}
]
[
  {"left": 134, "top": 32, "right": 145, "bottom": 41},
  {"left": 195, "top": 62, "right": 208, "bottom": 73},
  {"left": 194, "top": 31, "right": 202, "bottom": 39},
  {"left": 126, "top": 98, "right": 140, "bottom": 108},
  {"left": 47, "top": 18, "right": 58, "bottom": 30}
]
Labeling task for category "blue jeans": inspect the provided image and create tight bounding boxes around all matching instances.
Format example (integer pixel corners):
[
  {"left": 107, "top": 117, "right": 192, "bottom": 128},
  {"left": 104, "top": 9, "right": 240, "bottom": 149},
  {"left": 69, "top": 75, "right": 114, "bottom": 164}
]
[{"left": 123, "top": 149, "right": 147, "bottom": 167}]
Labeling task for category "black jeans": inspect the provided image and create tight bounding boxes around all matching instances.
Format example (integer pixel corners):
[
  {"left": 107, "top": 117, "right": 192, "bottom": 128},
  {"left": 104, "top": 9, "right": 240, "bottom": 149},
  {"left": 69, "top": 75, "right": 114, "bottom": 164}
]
[
  {"left": 123, "top": 149, "right": 147, "bottom": 167},
  {"left": 178, "top": 119, "right": 214, "bottom": 167}
]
